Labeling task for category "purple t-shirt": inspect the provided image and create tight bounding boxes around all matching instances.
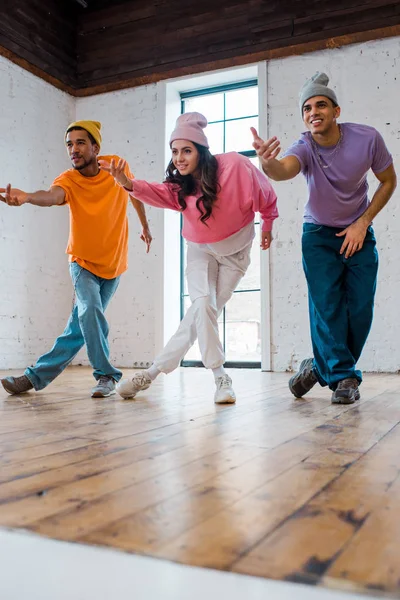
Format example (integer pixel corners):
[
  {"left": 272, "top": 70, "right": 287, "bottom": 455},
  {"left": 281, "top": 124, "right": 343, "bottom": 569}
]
[{"left": 283, "top": 123, "right": 392, "bottom": 227}]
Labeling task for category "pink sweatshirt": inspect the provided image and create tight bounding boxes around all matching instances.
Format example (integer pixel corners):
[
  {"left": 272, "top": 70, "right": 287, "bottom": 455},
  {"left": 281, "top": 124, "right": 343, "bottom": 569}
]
[{"left": 128, "top": 152, "right": 278, "bottom": 244}]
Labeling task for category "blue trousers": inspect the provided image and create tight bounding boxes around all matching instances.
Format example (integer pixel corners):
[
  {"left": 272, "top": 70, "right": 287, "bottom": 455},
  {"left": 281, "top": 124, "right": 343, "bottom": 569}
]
[
  {"left": 25, "top": 262, "right": 122, "bottom": 390},
  {"left": 302, "top": 223, "right": 378, "bottom": 390}
]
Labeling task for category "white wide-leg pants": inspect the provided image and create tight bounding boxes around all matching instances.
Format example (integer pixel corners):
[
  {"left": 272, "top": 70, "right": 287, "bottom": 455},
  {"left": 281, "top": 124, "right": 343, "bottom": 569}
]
[{"left": 154, "top": 242, "right": 252, "bottom": 373}]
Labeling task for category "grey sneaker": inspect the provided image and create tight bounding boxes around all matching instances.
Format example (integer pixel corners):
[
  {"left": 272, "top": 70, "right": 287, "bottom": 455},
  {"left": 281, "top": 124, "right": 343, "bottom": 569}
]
[
  {"left": 1, "top": 375, "right": 33, "bottom": 395},
  {"left": 91, "top": 376, "right": 116, "bottom": 398},
  {"left": 289, "top": 358, "right": 318, "bottom": 398},
  {"left": 116, "top": 371, "right": 152, "bottom": 399},
  {"left": 331, "top": 378, "right": 360, "bottom": 404},
  {"left": 214, "top": 375, "right": 236, "bottom": 404}
]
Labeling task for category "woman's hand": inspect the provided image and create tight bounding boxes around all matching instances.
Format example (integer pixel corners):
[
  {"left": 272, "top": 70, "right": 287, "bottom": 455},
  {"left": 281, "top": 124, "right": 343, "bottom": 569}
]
[
  {"left": 98, "top": 158, "right": 132, "bottom": 190},
  {"left": 261, "top": 230, "right": 273, "bottom": 250}
]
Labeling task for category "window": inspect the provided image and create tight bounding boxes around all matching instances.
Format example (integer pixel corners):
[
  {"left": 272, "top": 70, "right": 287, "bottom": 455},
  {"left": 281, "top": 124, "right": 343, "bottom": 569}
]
[{"left": 180, "top": 80, "right": 261, "bottom": 368}]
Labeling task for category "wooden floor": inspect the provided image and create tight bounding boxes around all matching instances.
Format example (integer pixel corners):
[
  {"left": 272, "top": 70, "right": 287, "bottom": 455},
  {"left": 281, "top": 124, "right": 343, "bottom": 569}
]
[{"left": 1, "top": 366, "right": 400, "bottom": 597}]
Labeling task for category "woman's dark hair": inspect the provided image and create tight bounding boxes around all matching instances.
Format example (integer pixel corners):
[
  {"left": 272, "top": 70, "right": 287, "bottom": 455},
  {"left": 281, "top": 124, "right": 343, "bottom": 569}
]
[{"left": 165, "top": 142, "right": 219, "bottom": 225}]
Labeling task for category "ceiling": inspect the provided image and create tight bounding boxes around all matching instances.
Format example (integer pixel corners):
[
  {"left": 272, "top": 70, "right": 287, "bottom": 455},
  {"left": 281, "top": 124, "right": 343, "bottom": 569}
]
[
  {"left": 70, "top": 0, "right": 136, "bottom": 9},
  {"left": 1, "top": 0, "right": 400, "bottom": 96}
]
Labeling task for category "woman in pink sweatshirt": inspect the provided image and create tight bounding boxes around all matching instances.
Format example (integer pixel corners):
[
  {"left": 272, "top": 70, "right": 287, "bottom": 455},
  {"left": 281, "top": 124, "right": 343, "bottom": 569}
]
[{"left": 100, "top": 112, "right": 278, "bottom": 403}]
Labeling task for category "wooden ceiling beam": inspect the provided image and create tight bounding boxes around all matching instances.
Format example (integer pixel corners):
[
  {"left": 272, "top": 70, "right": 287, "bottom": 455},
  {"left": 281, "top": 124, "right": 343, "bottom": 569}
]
[
  {"left": 74, "top": 24, "right": 400, "bottom": 96},
  {"left": 1, "top": 0, "right": 400, "bottom": 97}
]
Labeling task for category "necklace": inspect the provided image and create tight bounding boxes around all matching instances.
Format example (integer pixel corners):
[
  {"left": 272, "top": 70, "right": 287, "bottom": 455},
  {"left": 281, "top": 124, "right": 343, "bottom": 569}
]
[{"left": 310, "top": 126, "right": 343, "bottom": 169}]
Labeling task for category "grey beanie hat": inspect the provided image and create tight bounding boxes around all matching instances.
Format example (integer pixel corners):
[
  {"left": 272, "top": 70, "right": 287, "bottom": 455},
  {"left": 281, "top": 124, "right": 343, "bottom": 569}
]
[{"left": 299, "top": 72, "right": 338, "bottom": 114}]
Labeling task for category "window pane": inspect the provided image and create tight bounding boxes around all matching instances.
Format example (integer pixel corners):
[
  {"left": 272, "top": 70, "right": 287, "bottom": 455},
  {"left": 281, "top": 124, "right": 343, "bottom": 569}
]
[
  {"left": 249, "top": 156, "right": 259, "bottom": 168},
  {"left": 184, "top": 93, "right": 224, "bottom": 123},
  {"left": 225, "top": 116, "right": 258, "bottom": 153},
  {"left": 206, "top": 122, "right": 224, "bottom": 154},
  {"left": 182, "top": 241, "right": 188, "bottom": 296},
  {"left": 224, "top": 291, "right": 261, "bottom": 362},
  {"left": 236, "top": 224, "right": 260, "bottom": 292},
  {"left": 225, "top": 87, "right": 258, "bottom": 120}
]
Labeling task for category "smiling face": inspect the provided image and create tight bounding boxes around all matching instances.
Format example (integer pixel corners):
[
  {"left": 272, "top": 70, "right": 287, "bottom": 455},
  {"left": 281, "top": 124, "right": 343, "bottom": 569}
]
[
  {"left": 302, "top": 96, "right": 341, "bottom": 137},
  {"left": 171, "top": 140, "right": 200, "bottom": 176}
]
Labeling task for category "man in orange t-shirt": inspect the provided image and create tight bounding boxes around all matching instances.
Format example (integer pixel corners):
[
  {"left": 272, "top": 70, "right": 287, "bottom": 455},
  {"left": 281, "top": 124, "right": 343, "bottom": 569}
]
[{"left": 0, "top": 120, "right": 151, "bottom": 398}]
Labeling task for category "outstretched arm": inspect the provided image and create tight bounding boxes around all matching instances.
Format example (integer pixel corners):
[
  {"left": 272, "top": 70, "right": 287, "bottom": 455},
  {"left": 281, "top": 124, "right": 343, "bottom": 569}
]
[
  {"left": 0, "top": 184, "right": 65, "bottom": 207},
  {"left": 251, "top": 127, "right": 301, "bottom": 181},
  {"left": 99, "top": 158, "right": 181, "bottom": 211}
]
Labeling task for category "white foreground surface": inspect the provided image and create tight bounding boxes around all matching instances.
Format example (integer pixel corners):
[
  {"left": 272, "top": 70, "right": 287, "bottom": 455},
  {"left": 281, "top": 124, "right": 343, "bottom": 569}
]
[{"left": 0, "top": 528, "right": 384, "bottom": 600}]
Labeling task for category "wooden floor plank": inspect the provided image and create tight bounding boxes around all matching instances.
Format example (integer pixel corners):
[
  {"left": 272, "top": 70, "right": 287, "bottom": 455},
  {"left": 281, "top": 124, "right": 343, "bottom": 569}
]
[
  {"left": 325, "top": 473, "right": 400, "bottom": 593},
  {"left": 81, "top": 438, "right": 338, "bottom": 553},
  {"left": 0, "top": 366, "right": 399, "bottom": 597},
  {"left": 232, "top": 420, "right": 400, "bottom": 585}
]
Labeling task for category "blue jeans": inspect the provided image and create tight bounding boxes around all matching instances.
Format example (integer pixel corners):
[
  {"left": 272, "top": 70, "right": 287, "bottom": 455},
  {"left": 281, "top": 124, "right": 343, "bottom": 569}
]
[
  {"left": 302, "top": 223, "right": 378, "bottom": 390},
  {"left": 25, "top": 262, "right": 122, "bottom": 390}
]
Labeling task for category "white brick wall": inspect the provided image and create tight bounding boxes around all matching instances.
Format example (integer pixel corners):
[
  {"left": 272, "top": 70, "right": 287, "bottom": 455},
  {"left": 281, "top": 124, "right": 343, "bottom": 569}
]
[{"left": 0, "top": 57, "right": 75, "bottom": 369}]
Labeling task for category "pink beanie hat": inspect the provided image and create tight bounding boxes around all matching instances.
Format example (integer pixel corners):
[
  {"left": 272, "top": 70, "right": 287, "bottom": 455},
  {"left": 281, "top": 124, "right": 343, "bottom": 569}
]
[{"left": 169, "top": 112, "right": 209, "bottom": 148}]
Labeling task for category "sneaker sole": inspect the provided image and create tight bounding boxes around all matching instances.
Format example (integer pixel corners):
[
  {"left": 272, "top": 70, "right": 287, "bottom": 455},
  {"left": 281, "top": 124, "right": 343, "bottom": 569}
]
[
  {"left": 215, "top": 395, "right": 236, "bottom": 404},
  {"left": 117, "top": 383, "right": 151, "bottom": 399},
  {"left": 215, "top": 400, "right": 236, "bottom": 405},
  {"left": 118, "top": 392, "right": 137, "bottom": 400},
  {"left": 91, "top": 389, "right": 117, "bottom": 398},
  {"left": 331, "top": 390, "right": 360, "bottom": 405}
]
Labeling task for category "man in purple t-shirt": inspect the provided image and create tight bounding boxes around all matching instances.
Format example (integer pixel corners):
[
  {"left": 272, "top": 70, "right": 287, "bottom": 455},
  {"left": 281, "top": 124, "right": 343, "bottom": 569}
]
[{"left": 251, "top": 72, "right": 397, "bottom": 404}]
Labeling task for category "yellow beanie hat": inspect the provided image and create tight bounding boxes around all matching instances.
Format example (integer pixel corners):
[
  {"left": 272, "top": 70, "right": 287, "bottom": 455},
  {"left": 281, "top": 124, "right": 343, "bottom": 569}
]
[{"left": 65, "top": 120, "right": 102, "bottom": 148}]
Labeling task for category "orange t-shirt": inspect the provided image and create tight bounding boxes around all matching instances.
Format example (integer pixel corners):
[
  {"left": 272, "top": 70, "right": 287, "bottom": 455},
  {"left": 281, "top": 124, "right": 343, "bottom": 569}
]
[{"left": 52, "top": 155, "right": 133, "bottom": 279}]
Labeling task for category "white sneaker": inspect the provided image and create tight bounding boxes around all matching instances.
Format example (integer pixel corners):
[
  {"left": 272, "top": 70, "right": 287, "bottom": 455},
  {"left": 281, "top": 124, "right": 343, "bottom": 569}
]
[
  {"left": 116, "top": 371, "right": 152, "bottom": 399},
  {"left": 214, "top": 375, "right": 236, "bottom": 404}
]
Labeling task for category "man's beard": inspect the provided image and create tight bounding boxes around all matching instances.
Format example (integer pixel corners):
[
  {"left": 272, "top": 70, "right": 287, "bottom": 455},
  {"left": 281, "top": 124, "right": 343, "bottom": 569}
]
[{"left": 72, "top": 157, "right": 92, "bottom": 170}]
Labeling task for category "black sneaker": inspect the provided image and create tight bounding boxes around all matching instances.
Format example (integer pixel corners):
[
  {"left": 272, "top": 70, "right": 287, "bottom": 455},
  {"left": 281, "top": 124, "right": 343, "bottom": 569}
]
[
  {"left": 331, "top": 378, "right": 360, "bottom": 404},
  {"left": 289, "top": 358, "right": 317, "bottom": 398}
]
